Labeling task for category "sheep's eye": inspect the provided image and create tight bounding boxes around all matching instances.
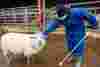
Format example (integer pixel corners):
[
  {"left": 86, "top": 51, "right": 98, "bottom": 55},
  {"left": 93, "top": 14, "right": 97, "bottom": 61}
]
[{"left": 30, "top": 37, "right": 37, "bottom": 39}]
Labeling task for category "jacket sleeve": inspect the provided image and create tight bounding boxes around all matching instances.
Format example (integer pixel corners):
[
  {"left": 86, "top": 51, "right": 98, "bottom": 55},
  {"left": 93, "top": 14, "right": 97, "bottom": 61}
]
[
  {"left": 45, "top": 19, "right": 62, "bottom": 32},
  {"left": 80, "top": 8, "right": 97, "bottom": 27}
]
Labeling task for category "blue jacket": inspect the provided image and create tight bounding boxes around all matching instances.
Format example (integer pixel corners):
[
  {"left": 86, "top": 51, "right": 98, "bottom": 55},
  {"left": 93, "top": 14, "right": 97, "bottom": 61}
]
[{"left": 46, "top": 8, "right": 97, "bottom": 56}]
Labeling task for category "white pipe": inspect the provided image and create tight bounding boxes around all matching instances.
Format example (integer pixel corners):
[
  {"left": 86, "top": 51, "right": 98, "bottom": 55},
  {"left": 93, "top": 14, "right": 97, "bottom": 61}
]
[
  {"left": 68, "top": 1, "right": 100, "bottom": 6},
  {"left": 87, "top": 32, "right": 99, "bottom": 39},
  {"left": 50, "top": 1, "right": 100, "bottom": 11},
  {"left": 47, "top": 7, "right": 98, "bottom": 18},
  {"left": 43, "top": 0, "right": 46, "bottom": 32}
]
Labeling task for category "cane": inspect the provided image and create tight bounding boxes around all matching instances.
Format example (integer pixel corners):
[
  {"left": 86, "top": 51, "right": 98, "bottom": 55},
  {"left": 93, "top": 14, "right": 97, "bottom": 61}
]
[{"left": 58, "top": 33, "right": 89, "bottom": 67}]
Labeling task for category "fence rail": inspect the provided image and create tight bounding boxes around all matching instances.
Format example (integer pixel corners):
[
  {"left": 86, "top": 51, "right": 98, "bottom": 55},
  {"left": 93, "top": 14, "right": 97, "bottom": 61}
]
[
  {"left": 0, "top": 0, "right": 99, "bottom": 23},
  {"left": 0, "top": 5, "right": 37, "bottom": 23}
]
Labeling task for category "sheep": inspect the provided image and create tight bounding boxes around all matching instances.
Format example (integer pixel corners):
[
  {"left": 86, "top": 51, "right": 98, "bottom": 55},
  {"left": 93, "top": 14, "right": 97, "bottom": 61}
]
[{"left": 0, "top": 32, "right": 46, "bottom": 64}]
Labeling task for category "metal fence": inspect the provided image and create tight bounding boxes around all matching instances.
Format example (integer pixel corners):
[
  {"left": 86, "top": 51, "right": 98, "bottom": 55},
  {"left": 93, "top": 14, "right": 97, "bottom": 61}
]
[
  {"left": 0, "top": 1, "right": 99, "bottom": 23},
  {"left": 0, "top": 5, "right": 38, "bottom": 23},
  {"left": 47, "top": 1, "right": 99, "bottom": 19}
]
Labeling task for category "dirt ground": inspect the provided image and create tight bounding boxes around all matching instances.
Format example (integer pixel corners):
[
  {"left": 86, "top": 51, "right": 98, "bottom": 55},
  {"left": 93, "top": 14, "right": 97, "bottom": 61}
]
[
  {"left": 48, "top": 32, "right": 97, "bottom": 67},
  {"left": 14, "top": 32, "right": 100, "bottom": 67}
]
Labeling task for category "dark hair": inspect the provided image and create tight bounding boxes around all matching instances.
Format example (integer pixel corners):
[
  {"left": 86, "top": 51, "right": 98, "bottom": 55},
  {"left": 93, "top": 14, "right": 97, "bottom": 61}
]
[{"left": 57, "top": 8, "right": 66, "bottom": 17}]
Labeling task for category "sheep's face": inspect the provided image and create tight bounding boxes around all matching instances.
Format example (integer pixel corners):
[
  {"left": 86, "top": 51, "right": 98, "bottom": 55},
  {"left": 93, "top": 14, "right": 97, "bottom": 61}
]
[{"left": 31, "top": 32, "right": 46, "bottom": 49}]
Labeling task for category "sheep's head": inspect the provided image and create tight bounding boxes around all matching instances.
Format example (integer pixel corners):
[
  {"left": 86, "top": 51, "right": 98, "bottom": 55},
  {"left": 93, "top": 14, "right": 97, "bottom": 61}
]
[{"left": 30, "top": 32, "right": 47, "bottom": 54}]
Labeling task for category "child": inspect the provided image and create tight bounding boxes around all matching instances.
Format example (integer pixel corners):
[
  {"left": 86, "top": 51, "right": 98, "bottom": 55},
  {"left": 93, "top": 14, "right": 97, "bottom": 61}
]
[{"left": 43, "top": 1, "right": 98, "bottom": 67}]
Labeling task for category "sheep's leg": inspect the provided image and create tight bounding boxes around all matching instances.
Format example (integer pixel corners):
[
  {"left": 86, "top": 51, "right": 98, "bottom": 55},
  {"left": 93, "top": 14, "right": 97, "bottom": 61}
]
[
  {"left": 13, "top": 54, "right": 16, "bottom": 64},
  {"left": 13, "top": 51, "right": 17, "bottom": 64},
  {"left": 32, "top": 55, "right": 35, "bottom": 64},
  {"left": 5, "top": 55, "right": 10, "bottom": 64},
  {"left": 9, "top": 54, "right": 16, "bottom": 67},
  {"left": 27, "top": 56, "right": 30, "bottom": 64},
  {"left": 3, "top": 51, "right": 11, "bottom": 64}
]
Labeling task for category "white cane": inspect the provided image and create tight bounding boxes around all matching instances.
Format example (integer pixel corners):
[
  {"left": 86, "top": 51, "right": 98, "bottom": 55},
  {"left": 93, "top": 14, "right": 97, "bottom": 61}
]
[{"left": 58, "top": 33, "right": 89, "bottom": 67}]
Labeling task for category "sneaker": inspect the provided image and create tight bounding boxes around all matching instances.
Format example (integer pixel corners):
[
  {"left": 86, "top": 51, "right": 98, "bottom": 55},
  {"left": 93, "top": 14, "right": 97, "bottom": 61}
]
[{"left": 75, "top": 62, "right": 81, "bottom": 67}]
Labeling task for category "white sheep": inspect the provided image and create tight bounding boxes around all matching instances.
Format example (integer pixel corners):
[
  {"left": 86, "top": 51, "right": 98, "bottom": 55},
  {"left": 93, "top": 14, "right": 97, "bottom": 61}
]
[{"left": 0, "top": 32, "right": 46, "bottom": 64}]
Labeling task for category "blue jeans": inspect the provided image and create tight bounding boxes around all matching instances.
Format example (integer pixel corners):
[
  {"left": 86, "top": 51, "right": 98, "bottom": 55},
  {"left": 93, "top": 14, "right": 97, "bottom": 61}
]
[{"left": 65, "top": 32, "right": 85, "bottom": 57}]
